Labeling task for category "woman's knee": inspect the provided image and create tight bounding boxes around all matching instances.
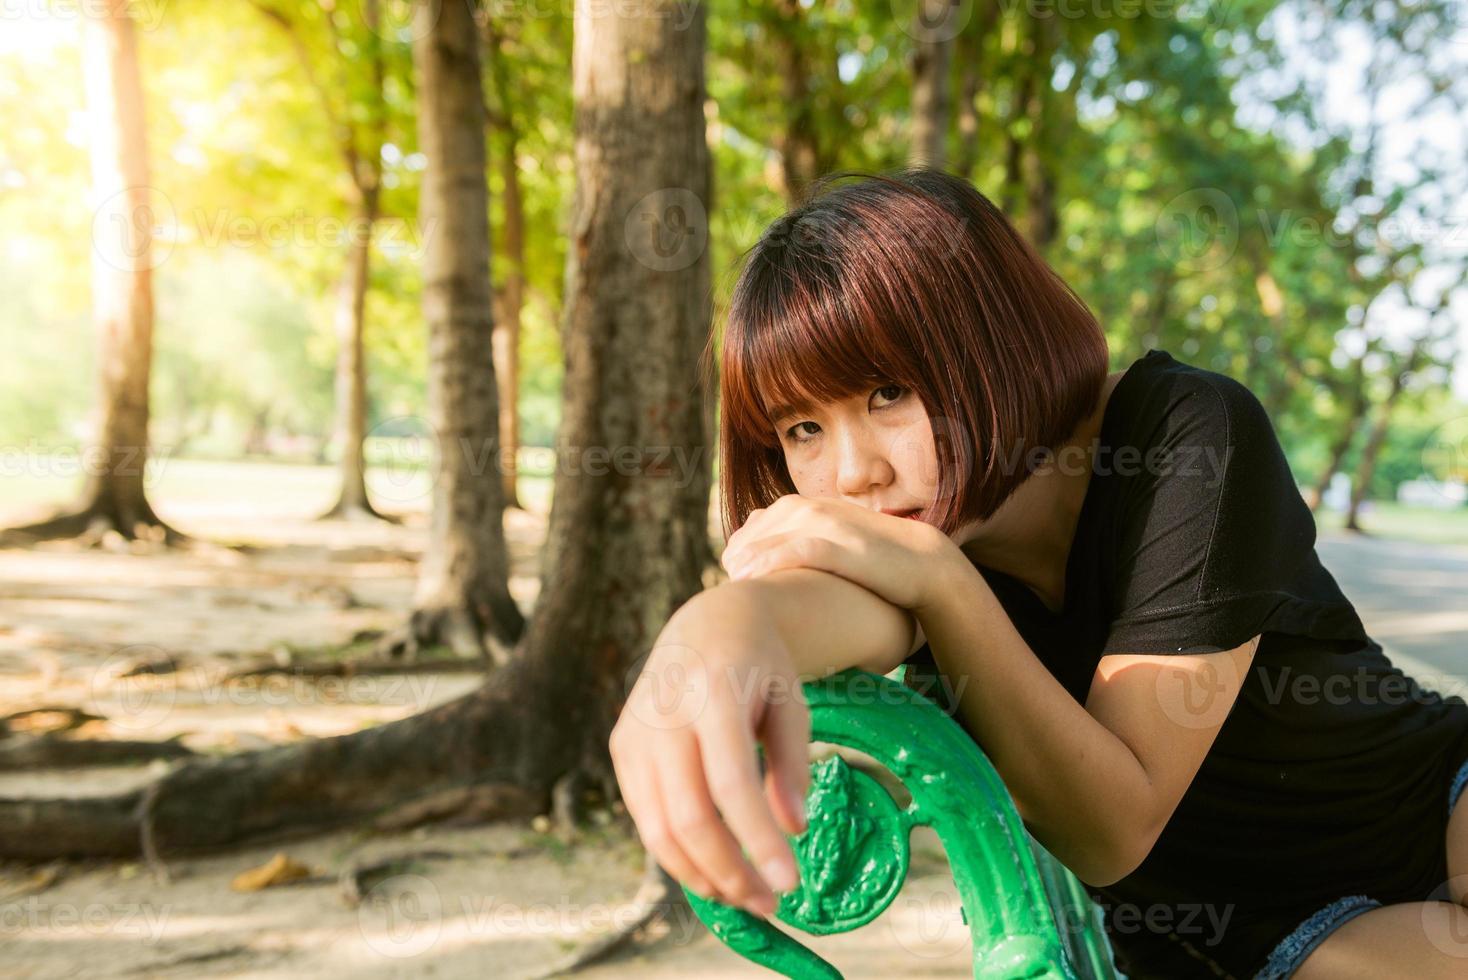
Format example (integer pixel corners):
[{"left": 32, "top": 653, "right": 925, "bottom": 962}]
[{"left": 1292, "top": 901, "right": 1468, "bottom": 979}]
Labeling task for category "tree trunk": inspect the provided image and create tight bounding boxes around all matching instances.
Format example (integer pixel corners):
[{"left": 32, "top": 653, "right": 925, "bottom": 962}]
[
  {"left": 1000, "top": 61, "right": 1034, "bottom": 219},
  {"left": 1306, "top": 353, "right": 1369, "bottom": 513},
  {"left": 1345, "top": 346, "right": 1424, "bottom": 530},
  {"left": 768, "top": 0, "right": 822, "bottom": 204},
  {"left": 320, "top": 0, "right": 390, "bottom": 523},
  {"left": 909, "top": 0, "right": 956, "bottom": 168},
  {"left": 377, "top": 0, "right": 525, "bottom": 664},
  {"left": 1, "top": 0, "right": 184, "bottom": 548},
  {"left": 953, "top": 0, "right": 1000, "bottom": 180},
  {"left": 320, "top": 186, "right": 386, "bottom": 521},
  {"left": 1021, "top": 14, "right": 1060, "bottom": 250},
  {"left": 515, "top": 0, "right": 715, "bottom": 836},
  {"left": 0, "top": 0, "right": 714, "bottom": 865},
  {"left": 1142, "top": 265, "right": 1177, "bottom": 347},
  {"left": 483, "top": 11, "right": 525, "bottom": 511}
]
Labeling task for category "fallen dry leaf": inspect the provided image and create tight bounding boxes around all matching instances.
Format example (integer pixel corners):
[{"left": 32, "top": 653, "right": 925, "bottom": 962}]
[{"left": 230, "top": 852, "right": 313, "bottom": 892}]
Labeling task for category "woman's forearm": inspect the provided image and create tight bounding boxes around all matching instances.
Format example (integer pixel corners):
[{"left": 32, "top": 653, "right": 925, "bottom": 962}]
[
  {"left": 916, "top": 556, "right": 1154, "bottom": 888},
  {"left": 671, "top": 568, "right": 922, "bottom": 682}
]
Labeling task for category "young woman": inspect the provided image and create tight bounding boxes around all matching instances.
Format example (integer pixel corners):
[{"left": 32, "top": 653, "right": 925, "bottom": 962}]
[{"left": 607, "top": 167, "right": 1468, "bottom": 978}]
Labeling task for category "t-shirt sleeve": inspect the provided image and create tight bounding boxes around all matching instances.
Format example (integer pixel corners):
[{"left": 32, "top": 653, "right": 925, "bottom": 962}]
[{"left": 1100, "top": 369, "right": 1366, "bottom": 655}]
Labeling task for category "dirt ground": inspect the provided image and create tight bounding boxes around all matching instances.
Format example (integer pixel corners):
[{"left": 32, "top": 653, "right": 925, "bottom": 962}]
[{"left": 0, "top": 495, "right": 975, "bottom": 979}]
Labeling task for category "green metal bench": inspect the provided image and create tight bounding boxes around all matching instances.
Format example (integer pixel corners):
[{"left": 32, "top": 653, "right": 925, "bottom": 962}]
[{"left": 681, "top": 666, "right": 1121, "bottom": 979}]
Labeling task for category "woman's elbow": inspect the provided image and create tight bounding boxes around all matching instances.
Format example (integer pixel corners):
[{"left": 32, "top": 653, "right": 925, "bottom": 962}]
[{"left": 1077, "top": 824, "right": 1158, "bottom": 889}]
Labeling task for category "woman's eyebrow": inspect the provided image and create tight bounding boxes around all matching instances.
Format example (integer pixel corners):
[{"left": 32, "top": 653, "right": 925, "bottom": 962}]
[{"left": 767, "top": 397, "right": 814, "bottom": 423}]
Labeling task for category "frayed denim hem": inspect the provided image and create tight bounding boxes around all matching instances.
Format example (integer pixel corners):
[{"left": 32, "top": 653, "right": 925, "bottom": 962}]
[
  {"left": 1449, "top": 757, "right": 1468, "bottom": 822},
  {"left": 1249, "top": 757, "right": 1468, "bottom": 979},
  {"left": 1253, "top": 894, "right": 1382, "bottom": 979}
]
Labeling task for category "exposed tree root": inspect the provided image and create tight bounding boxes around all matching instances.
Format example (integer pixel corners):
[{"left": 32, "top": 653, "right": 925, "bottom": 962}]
[
  {"left": 337, "top": 849, "right": 462, "bottom": 908},
  {"left": 374, "top": 597, "right": 524, "bottom": 666},
  {"left": 0, "top": 498, "right": 190, "bottom": 550},
  {"left": 370, "top": 784, "right": 542, "bottom": 832},
  {"left": 528, "top": 851, "right": 699, "bottom": 979},
  {"left": 0, "top": 733, "right": 196, "bottom": 771},
  {"left": 0, "top": 862, "right": 66, "bottom": 901},
  {"left": 0, "top": 663, "right": 573, "bottom": 863},
  {"left": 221, "top": 658, "right": 485, "bottom": 683}
]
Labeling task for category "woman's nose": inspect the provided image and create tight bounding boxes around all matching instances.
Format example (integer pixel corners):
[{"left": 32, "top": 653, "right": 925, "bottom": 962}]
[{"left": 833, "top": 428, "right": 892, "bottom": 497}]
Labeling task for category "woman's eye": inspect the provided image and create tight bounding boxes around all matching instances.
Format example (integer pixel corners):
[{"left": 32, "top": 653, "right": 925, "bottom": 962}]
[
  {"left": 782, "top": 385, "right": 904, "bottom": 445},
  {"left": 874, "top": 383, "right": 905, "bottom": 406},
  {"left": 785, "top": 420, "right": 819, "bottom": 443}
]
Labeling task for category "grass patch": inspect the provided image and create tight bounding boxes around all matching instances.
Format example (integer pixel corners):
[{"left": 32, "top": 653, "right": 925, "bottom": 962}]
[{"left": 1315, "top": 501, "right": 1468, "bottom": 547}]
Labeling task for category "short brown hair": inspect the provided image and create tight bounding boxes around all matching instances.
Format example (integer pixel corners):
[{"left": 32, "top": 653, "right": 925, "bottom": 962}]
[{"left": 704, "top": 166, "right": 1111, "bottom": 542}]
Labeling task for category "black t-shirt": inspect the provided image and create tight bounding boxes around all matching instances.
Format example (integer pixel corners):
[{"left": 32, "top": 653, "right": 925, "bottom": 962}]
[{"left": 901, "top": 348, "right": 1468, "bottom": 978}]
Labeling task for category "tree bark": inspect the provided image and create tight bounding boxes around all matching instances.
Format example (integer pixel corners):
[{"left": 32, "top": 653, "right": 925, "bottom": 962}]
[
  {"left": 767, "top": 0, "right": 823, "bottom": 205},
  {"left": 953, "top": 0, "right": 1000, "bottom": 180},
  {"left": 1000, "top": 49, "right": 1034, "bottom": 219},
  {"left": 377, "top": 0, "right": 525, "bottom": 663},
  {"left": 319, "top": 186, "right": 384, "bottom": 520},
  {"left": 320, "top": 0, "right": 391, "bottom": 523},
  {"left": 482, "top": 10, "right": 525, "bottom": 511},
  {"left": 909, "top": 0, "right": 956, "bottom": 168},
  {"left": 512, "top": 0, "right": 715, "bottom": 852},
  {"left": 1021, "top": 14, "right": 1060, "bottom": 250},
  {"left": 1, "top": 0, "right": 184, "bottom": 548}
]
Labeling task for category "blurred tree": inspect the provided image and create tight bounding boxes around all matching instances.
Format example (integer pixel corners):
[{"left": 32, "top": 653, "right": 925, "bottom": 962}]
[
  {"left": 1, "top": 0, "right": 185, "bottom": 547},
  {"left": 376, "top": 0, "right": 524, "bottom": 661},
  {"left": 908, "top": 0, "right": 957, "bottom": 168},
  {"left": 479, "top": 7, "right": 526, "bottom": 510},
  {"left": 247, "top": 0, "right": 396, "bottom": 522},
  {"left": 1345, "top": 280, "right": 1463, "bottom": 529}
]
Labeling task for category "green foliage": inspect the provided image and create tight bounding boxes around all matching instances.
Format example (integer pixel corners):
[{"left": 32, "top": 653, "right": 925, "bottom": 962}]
[{"left": 0, "top": 0, "right": 1463, "bottom": 512}]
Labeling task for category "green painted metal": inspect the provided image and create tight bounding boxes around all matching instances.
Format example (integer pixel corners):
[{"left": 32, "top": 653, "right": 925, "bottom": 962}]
[{"left": 682, "top": 666, "right": 1119, "bottom": 979}]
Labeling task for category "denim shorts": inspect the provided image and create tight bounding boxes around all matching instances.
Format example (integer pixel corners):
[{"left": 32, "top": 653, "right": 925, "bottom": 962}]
[{"left": 1252, "top": 755, "right": 1468, "bottom": 979}]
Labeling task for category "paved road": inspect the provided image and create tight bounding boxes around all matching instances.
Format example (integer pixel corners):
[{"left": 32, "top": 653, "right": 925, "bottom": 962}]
[{"left": 1316, "top": 530, "right": 1468, "bottom": 693}]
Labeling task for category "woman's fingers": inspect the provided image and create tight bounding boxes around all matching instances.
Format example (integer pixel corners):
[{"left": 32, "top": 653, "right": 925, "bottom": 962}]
[
  {"left": 757, "top": 693, "right": 812, "bottom": 838},
  {"left": 658, "top": 726, "right": 778, "bottom": 915},
  {"left": 609, "top": 732, "right": 719, "bottom": 902},
  {"left": 700, "top": 697, "right": 802, "bottom": 901}
]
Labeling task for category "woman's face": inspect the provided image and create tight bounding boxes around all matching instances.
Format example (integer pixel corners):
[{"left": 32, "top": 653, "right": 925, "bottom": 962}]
[{"left": 772, "top": 382, "right": 942, "bottom": 520}]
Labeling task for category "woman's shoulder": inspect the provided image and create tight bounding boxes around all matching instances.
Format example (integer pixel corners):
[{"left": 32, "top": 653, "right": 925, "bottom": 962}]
[{"left": 1110, "top": 348, "right": 1277, "bottom": 460}]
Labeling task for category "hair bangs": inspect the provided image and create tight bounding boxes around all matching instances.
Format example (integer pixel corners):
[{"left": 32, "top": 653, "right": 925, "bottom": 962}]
[{"left": 723, "top": 213, "right": 933, "bottom": 451}]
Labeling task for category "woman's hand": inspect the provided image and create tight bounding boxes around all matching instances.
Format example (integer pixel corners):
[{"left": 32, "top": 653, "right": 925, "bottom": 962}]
[
  {"left": 608, "top": 585, "right": 810, "bottom": 918},
  {"left": 719, "top": 494, "right": 960, "bottom": 614}
]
